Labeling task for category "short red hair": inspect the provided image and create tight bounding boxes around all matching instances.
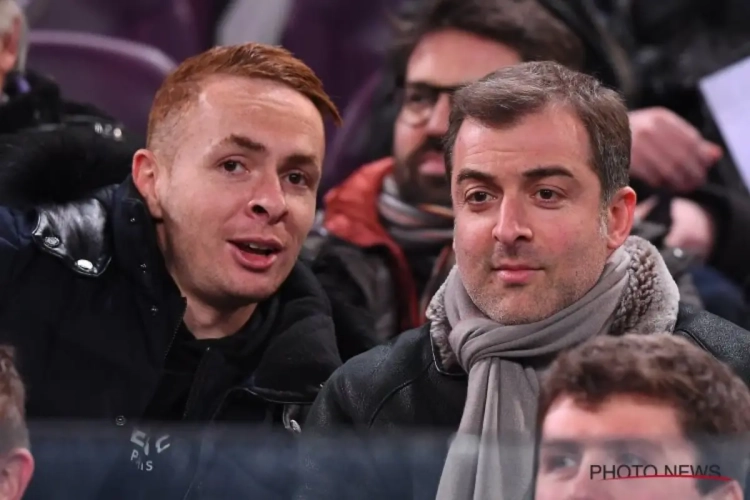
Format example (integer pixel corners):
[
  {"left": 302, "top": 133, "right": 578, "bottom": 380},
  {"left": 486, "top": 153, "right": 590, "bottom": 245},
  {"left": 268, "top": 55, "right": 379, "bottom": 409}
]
[{"left": 146, "top": 43, "right": 341, "bottom": 151}]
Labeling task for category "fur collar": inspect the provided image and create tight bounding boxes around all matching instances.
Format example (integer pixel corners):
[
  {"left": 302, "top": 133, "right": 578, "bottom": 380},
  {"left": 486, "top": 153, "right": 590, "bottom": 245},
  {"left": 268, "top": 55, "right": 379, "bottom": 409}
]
[
  {"left": 0, "top": 127, "right": 134, "bottom": 208},
  {"left": 427, "top": 236, "right": 681, "bottom": 369}
]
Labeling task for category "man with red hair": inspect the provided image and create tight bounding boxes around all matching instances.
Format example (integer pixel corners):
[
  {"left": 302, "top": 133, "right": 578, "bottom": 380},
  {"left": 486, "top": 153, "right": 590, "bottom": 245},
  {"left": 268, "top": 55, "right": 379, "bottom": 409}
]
[{"left": 0, "top": 43, "right": 342, "bottom": 496}]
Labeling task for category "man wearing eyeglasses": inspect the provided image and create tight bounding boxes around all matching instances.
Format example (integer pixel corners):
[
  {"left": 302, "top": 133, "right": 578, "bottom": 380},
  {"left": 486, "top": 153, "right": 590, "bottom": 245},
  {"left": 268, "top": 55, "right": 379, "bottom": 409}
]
[{"left": 303, "top": 0, "right": 606, "bottom": 353}]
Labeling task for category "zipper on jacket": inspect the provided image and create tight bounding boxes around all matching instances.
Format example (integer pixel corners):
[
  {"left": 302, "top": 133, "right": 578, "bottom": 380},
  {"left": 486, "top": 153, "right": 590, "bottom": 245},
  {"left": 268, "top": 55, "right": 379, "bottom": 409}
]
[
  {"left": 182, "top": 347, "right": 212, "bottom": 420},
  {"left": 163, "top": 298, "right": 188, "bottom": 364}
]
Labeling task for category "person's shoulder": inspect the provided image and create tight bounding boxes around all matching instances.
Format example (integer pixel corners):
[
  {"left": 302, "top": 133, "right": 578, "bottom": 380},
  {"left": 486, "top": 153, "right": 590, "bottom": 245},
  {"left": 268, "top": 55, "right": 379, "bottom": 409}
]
[
  {"left": 675, "top": 302, "right": 750, "bottom": 338},
  {"left": 327, "top": 324, "right": 434, "bottom": 408},
  {"left": 674, "top": 302, "right": 750, "bottom": 384},
  {"left": 0, "top": 127, "right": 132, "bottom": 209},
  {"left": 339, "top": 324, "right": 433, "bottom": 378},
  {"left": 32, "top": 186, "right": 120, "bottom": 277},
  {"left": 0, "top": 127, "right": 133, "bottom": 278}
]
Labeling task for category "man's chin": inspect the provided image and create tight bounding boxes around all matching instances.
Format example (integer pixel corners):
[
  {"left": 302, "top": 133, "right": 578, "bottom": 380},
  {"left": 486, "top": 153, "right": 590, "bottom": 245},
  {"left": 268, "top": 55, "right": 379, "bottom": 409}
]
[
  {"left": 216, "top": 279, "right": 281, "bottom": 309},
  {"left": 478, "top": 297, "right": 557, "bottom": 326},
  {"left": 236, "top": 284, "right": 279, "bottom": 305}
]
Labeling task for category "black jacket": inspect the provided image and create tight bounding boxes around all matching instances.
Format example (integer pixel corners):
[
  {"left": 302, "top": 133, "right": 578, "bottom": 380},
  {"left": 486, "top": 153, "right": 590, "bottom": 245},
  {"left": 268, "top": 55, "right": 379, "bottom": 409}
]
[
  {"left": 0, "top": 132, "right": 343, "bottom": 499},
  {"left": 308, "top": 304, "right": 750, "bottom": 427},
  {"left": 300, "top": 304, "right": 750, "bottom": 499},
  {"left": 0, "top": 70, "right": 138, "bottom": 145}
]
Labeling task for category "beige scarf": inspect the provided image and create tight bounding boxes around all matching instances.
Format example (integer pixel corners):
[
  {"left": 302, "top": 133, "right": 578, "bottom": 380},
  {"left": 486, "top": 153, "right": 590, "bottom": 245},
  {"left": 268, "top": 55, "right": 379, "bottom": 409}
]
[{"left": 430, "top": 236, "right": 681, "bottom": 500}]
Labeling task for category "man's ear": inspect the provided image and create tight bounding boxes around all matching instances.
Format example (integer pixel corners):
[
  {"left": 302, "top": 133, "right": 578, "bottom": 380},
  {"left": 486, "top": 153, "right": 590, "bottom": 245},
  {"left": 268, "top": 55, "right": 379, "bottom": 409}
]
[
  {"left": 605, "top": 186, "right": 637, "bottom": 251},
  {"left": 132, "top": 149, "right": 164, "bottom": 219},
  {"left": 0, "top": 448, "right": 34, "bottom": 500}
]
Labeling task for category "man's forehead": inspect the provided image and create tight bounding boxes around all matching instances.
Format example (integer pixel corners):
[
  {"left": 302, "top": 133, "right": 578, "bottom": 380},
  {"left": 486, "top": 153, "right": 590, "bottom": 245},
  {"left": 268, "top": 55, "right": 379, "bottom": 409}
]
[
  {"left": 407, "top": 29, "right": 522, "bottom": 84},
  {"left": 190, "top": 80, "right": 322, "bottom": 128},
  {"left": 542, "top": 395, "right": 686, "bottom": 440},
  {"left": 194, "top": 78, "right": 285, "bottom": 115},
  {"left": 152, "top": 76, "right": 325, "bottom": 160},
  {"left": 454, "top": 113, "right": 591, "bottom": 165}
]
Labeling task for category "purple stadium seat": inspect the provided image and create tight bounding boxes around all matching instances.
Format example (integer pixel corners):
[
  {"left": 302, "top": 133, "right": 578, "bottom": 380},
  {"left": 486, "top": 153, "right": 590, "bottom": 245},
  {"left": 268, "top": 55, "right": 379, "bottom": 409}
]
[
  {"left": 280, "top": 0, "right": 404, "bottom": 114},
  {"left": 25, "top": 0, "right": 207, "bottom": 63},
  {"left": 27, "top": 30, "right": 177, "bottom": 138}
]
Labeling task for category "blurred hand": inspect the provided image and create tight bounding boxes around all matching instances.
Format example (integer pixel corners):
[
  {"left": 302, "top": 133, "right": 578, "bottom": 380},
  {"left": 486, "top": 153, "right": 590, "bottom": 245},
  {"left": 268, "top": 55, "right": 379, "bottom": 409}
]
[
  {"left": 629, "top": 107, "right": 723, "bottom": 193},
  {"left": 664, "top": 198, "right": 716, "bottom": 260}
]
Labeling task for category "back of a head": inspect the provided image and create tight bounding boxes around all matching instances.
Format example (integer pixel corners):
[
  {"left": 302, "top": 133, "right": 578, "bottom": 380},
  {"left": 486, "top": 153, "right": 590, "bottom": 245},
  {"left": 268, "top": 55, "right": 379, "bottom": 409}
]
[
  {"left": 540, "top": 333, "right": 750, "bottom": 434},
  {"left": 444, "top": 61, "right": 631, "bottom": 203},
  {"left": 539, "top": 333, "right": 750, "bottom": 494},
  {"left": 389, "top": 0, "right": 585, "bottom": 86},
  {"left": 146, "top": 43, "right": 341, "bottom": 158}
]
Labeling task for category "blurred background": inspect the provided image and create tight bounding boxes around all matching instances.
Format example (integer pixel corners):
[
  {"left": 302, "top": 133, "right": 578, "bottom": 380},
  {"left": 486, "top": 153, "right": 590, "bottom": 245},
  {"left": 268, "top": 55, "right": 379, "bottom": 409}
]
[{"left": 18, "top": 0, "right": 400, "bottom": 141}]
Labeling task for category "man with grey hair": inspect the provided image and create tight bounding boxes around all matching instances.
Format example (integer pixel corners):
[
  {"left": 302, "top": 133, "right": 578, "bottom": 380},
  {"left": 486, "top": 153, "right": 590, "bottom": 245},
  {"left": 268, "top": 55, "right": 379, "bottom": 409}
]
[
  {"left": 0, "top": 0, "right": 136, "bottom": 208},
  {"left": 304, "top": 61, "right": 750, "bottom": 499},
  {"left": 0, "top": 0, "right": 26, "bottom": 85},
  {"left": 0, "top": 0, "right": 130, "bottom": 144}
]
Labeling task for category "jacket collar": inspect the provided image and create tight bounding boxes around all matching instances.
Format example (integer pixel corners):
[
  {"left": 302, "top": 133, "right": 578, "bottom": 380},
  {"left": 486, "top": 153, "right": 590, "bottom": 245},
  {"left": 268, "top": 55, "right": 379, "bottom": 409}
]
[
  {"left": 242, "top": 262, "right": 343, "bottom": 403},
  {"left": 111, "top": 178, "right": 179, "bottom": 302},
  {"left": 428, "top": 323, "right": 465, "bottom": 378},
  {"left": 322, "top": 156, "right": 395, "bottom": 248}
]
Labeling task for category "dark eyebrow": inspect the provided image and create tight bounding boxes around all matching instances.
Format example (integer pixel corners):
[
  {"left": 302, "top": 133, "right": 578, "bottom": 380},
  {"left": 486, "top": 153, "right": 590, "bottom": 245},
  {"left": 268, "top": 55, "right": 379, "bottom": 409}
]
[
  {"left": 455, "top": 167, "right": 496, "bottom": 186},
  {"left": 522, "top": 166, "right": 575, "bottom": 181},
  {"left": 541, "top": 437, "right": 664, "bottom": 456},
  {"left": 219, "top": 134, "right": 319, "bottom": 173},
  {"left": 603, "top": 438, "right": 664, "bottom": 456},
  {"left": 404, "top": 80, "right": 464, "bottom": 93},
  {"left": 283, "top": 153, "right": 320, "bottom": 171},
  {"left": 539, "top": 439, "right": 582, "bottom": 453},
  {"left": 220, "top": 134, "right": 266, "bottom": 153}
]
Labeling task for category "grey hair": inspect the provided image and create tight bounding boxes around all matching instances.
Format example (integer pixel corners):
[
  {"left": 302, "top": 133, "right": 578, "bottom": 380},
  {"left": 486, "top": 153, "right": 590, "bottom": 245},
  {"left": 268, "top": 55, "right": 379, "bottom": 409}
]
[
  {"left": 0, "top": 0, "right": 26, "bottom": 72},
  {"left": 444, "top": 61, "right": 631, "bottom": 204}
]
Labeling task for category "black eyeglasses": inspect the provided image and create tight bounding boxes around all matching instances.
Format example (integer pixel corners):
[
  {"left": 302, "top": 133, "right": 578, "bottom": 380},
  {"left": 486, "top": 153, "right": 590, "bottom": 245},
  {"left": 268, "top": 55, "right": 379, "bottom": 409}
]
[{"left": 396, "top": 82, "right": 462, "bottom": 127}]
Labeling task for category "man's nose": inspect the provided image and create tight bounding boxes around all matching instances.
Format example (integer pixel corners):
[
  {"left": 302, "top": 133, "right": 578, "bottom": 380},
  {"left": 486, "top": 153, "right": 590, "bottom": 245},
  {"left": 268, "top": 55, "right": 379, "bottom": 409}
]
[
  {"left": 246, "top": 173, "right": 288, "bottom": 223},
  {"left": 560, "top": 453, "right": 615, "bottom": 500},
  {"left": 491, "top": 195, "right": 533, "bottom": 245},
  {"left": 562, "top": 472, "right": 613, "bottom": 500},
  {"left": 424, "top": 93, "right": 452, "bottom": 137}
]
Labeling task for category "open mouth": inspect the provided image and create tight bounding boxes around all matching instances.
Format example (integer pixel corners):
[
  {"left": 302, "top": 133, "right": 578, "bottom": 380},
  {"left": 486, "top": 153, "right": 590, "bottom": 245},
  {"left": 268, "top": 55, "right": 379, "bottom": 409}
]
[{"left": 231, "top": 242, "right": 280, "bottom": 256}]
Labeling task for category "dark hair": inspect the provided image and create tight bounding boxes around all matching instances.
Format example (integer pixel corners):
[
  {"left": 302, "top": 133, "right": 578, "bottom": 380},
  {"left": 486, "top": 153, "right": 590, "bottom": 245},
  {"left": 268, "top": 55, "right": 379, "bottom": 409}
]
[
  {"left": 539, "top": 334, "right": 750, "bottom": 493},
  {"left": 444, "top": 61, "right": 630, "bottom": 202},
  {"left": 0, "top": 346, "right": 27, "bottom": 452},
  {"left": 389, "top": 0, "right": 585, "bottom": 87}
]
